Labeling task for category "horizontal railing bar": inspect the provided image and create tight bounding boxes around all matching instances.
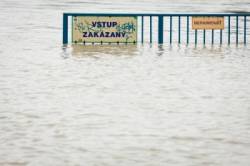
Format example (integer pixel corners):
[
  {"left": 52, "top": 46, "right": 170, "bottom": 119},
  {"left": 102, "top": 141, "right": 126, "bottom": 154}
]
[{"left": 64, "top": 13, "right": 250, "bottom": 16}]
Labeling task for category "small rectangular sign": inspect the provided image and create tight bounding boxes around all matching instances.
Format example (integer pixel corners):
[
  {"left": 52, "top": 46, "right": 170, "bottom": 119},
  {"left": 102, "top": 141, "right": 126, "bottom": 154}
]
[
  {"left": 72, "top": 16, "right": 137, "bottom": 43},
  {"left": 192, "top": 16, "right": 224, "bottom": 30}
]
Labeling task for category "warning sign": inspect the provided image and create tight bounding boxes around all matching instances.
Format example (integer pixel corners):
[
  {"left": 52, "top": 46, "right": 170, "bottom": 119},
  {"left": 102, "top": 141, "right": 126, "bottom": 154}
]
[
  {"left": 72, "top": 16, "right": 137, "bottom": 43},
  {"left": 192, "top": 16, "right": 224, "bottom": 30}
]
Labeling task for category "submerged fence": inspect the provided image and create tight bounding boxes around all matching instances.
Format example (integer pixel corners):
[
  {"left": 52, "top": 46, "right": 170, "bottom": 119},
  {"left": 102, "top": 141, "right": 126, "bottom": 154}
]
[{"left": 63, "top": 13, "right": 250, "bottom": 45}]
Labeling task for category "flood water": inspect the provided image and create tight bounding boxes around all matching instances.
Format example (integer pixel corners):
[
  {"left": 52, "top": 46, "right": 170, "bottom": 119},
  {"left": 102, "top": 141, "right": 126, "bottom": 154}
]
[{"left": 0, "top": 0, "right": 250, "bottom": 166}]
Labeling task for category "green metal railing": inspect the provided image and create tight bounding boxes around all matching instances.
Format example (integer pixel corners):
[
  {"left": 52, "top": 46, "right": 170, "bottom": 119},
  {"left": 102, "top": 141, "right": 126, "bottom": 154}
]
[{"left": 63, "top": 13, "right": 250, "bottom": 45}]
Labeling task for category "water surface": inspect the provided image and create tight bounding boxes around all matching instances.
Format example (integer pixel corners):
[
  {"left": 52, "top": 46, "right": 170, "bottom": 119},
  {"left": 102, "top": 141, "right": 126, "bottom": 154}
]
[{"left": 0, "top": 0, "right": 250, "bottom": 166}]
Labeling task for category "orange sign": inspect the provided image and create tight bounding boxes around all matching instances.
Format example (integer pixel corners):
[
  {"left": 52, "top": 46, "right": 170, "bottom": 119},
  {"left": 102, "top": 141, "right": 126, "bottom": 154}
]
[{"left": 192, "top": 16, "right": 224, "bottom": 30}]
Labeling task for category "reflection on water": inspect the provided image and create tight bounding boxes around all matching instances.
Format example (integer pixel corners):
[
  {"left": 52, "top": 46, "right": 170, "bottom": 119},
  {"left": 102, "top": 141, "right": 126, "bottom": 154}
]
[
  {"left": 71, "top": 44, "right": 139, "bottom": 57},
  {"left": 66, "top": 44, "right": 234, "bottom": 58},
  {"left": 0, "top": 0, "right": 250, "bottom": 166}
]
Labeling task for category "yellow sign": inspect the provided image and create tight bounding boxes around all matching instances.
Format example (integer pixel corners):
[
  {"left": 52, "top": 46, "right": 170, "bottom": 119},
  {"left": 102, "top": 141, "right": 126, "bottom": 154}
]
[
  {"left": 72, "top": 16, "right": 137, "bottom": 43},
  {"left": 192, "top": 16, "right": 224, "bottom": 30}
]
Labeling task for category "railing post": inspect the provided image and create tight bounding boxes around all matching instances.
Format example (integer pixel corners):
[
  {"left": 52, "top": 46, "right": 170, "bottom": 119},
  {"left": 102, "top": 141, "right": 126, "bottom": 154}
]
[
  {"left": 150, "top": 16, "right": 152, "bottom": 43},
  {"left": 228, "top": 16, "right": 231, "bottom": 44},
  {"left": 63, "top": 13, "right": 68, "bottom": 44},
  {"left": 203, "top": 29, "right": 206, "bottom": 45},
  {"left": 195, "top": 30, "right": 198, "bottom": 45},
  {"left": 236, "top": 16, "right": 239, "bottom": 44},
  {"left": 170, "top": 16, "right": 172, "bottom": 44},
  {"left": 212, "top": 29, "right": 214, "bottom": 45},
  {"left": 244, "top": 16, "right": 247, "bottom": 45},
  {"left": 158, "top": 16, "right": 164, "bottom": 44},
  {"left": 187, "top": 16, "right": 189, "bottom": 44},
  {"left": 141, "top": 16, "right": 144, "bottom": 43},
  {"left": 220, "top": 29, "right": 223, "bottom": 45},
  {"left": 178, "top": 16, "right": 181, "bottom": 44}
]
